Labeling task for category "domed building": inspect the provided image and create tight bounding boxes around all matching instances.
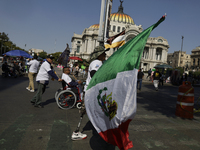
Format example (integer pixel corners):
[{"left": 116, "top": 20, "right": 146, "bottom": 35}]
[{"left": 71, "top": 2, "right": 169, "bottom": 71}]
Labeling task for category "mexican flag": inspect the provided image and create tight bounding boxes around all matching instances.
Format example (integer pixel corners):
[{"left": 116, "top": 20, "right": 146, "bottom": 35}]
[{"left": 85, "top": 16, "right": 166, "bottom": 150}]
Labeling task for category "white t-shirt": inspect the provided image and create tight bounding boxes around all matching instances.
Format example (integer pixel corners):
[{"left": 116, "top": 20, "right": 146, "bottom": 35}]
[
  {"left": 84, "top": 59, "right": 102, "bottom": 91},
  {"left": 61, "top": 73, "right": 72, "bottom": 84},
  {"left": 27, "top": 59, "right": 40, "bottom": 73},
  {"left": 36, "top": 61, "right": 52, "bottom": 81}
]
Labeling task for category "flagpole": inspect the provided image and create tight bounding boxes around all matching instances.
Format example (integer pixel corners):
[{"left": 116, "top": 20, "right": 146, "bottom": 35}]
[
  {"left": 102, "top": 0, "right": 108, "bottom": 46},
  {"left": 98, "top": 0, "right": 106, "bottom": 46}
]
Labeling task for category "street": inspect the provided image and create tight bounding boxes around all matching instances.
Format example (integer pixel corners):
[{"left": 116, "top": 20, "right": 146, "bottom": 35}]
[{"left": 0, "top": 67, "right": 200, "bottom": 150}]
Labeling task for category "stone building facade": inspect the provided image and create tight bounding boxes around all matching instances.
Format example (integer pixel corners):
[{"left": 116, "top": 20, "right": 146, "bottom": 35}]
[
  {"left": 29, "top": 48, "right": 44, "bottom": 56},
  {"left": 190, "top": 46, "right": 200, "bottom": 70},
  {"left": 71, "top": 2, "right": 169, "bottom": 71},
  {"left": 167, "top": 51, "right": 191, "bottom": 70}
]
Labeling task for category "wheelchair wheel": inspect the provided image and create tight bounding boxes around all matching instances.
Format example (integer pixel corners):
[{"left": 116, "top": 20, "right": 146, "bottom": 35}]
[
  {"left": 76, "top": 102, "right": 82, "bottom": 109},
  {"left": 55, "top": 88, "right": 63, "bottom": 100},
  {"left": 56, "top": 90, "right": 77, "bottom": 110}
]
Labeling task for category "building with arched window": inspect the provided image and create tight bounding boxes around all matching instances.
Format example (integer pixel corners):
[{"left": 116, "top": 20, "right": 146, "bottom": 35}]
[
  {"left": 190, "top": 46, "right": 200, "bottom": 70},
  {"left": 71, "top": 2, "right": 169, "bottom": 71}
]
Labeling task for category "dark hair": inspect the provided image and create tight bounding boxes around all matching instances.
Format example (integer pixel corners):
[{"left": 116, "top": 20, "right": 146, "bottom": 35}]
[
  {"left": 63, "top": 66, "right": 70, "bottom": 73},
  {"left": 34, "top": 55, "right": 38, "bottom": 59}
]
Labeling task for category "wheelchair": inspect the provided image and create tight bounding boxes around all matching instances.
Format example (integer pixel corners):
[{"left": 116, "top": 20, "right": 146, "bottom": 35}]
[{"left": 55, "top": 80, "right": 83, "bottom": 110}]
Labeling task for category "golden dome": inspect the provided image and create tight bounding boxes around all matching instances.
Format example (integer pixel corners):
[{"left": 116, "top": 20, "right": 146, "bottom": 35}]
[
  {"left": 89, "top": 2, "right": 134, "bottom": 29},
  {"left": 89, "top": 24, "right": 99, "bottom": 29},
  {"left": 111, "top": 1, "right": 134, "bottom": 25},
  {"left": 110, "top": 13, "right": 134, "bottom": 25}
]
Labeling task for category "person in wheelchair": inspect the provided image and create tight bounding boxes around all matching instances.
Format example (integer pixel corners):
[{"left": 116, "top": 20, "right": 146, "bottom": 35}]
[{"left": 61, "top": 66, "right": 83, "bottom": 99}]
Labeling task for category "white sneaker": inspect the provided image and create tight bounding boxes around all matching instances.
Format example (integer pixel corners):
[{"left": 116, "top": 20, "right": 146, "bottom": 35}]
[
  {"left": 71, "top": 131, "right": 87, "bottom": 140},
  {"left": 30, "top": 90, "right": 35, "bottom": 92},
  {"left": 26, "top": 87, "right": 30, "bottom": 91}
]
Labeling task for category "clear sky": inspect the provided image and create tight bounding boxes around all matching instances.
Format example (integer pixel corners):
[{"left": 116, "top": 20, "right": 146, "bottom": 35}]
[{"left": 0, "top": 0, "right": 199, "bottom": 54}]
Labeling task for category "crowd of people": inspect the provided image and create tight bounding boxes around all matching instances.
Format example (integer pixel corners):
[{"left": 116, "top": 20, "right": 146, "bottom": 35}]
[
  {"left": 57, "top": 62, "right": 87, "bottom": 78},
  {"left": 1, "top": 54, "right": 27, "bottom": 77}
]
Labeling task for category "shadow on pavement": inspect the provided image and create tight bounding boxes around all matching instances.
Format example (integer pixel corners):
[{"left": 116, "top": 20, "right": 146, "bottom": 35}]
[
  {"left": 0, "top": 75, "right": 28, "bottom": 92},
  {"left": 137, "top": 83, "right": 200, "bottom": 119},
  {"left": 82, "top": 121, "right": 116, "bottom": 150},
  {"left": 42, "top": 98, "right": 56, "bottom": 106}
]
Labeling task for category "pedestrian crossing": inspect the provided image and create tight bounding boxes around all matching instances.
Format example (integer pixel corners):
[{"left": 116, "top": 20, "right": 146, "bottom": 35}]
[{"left": 0, "top": 111, "right": 200, "bottom": 149}]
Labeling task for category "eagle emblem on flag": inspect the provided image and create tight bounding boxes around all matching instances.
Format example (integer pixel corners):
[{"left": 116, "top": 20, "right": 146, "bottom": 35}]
[{"left": 97, "top": 87, "right": 118, "bottom": 120}]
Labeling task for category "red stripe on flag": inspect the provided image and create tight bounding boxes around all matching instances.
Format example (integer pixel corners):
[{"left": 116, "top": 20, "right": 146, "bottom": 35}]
[{"left": 99, "top": 119, "right": 133, "bottom": 150}]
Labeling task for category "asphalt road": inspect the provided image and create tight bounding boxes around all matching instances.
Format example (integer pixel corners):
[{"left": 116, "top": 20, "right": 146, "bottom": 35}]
[{"left": 0, "top": 67, "right": 200, "bottom": 150}]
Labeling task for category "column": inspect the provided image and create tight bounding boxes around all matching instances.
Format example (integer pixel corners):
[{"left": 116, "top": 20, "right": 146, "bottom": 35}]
[
  {"left": 85, "top": 39, "right": 88, "bottom": 53},
  {"left": 150, "top": 47, "right": 153, "bottom": 60},
  {"left": 87, "top": 39, "right": 92, "bottom": 53},
  {"left": 152, "top": 48, "right": 156, "bottom": 60},
  {"left": 141, "top": 62, "right": 144, "bottom": 69},
  {"left": 161, "top": 49, "right": 164, "bottom": 61},
  {"left": 82, "top": 41, "right": 85, "bottom": 53}
]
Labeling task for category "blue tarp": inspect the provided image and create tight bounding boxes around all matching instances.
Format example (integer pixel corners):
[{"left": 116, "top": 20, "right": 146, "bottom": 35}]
[{"left": 3, "top": 50, "right": 33, "bottom": 58}]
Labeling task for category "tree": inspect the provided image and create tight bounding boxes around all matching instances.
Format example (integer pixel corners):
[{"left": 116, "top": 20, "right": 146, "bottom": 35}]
[
  {"left": 38, "top": 52, "right": 47, "bottom": 59},
  {"left": 50, "top": 52, "right": 62, "bottom": 63},
  {"left": 0, "top": 32, "right": 9, "bottom": 42}
]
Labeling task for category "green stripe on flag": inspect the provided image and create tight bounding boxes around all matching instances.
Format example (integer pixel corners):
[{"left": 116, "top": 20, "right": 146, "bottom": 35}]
[{"left": 87, "top": 16, "right": 165, "bottom": 90}]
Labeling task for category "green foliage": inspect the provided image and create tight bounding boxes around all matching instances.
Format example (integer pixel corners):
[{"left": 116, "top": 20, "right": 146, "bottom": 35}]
[
  {"left": 0, "top": 32, "right": 23, "bottom": 54},
  {"left": 0, "top": 32, "right": 9, "bottom": 42},
  {"left": 38, "top": 52, "right": 47, "bottom": 59},
  {"left": 49, "top": 52, "right": 62, "bottom": 63},
  {"left": 193, "top": 71, "right": 200, "bottom": 76}
]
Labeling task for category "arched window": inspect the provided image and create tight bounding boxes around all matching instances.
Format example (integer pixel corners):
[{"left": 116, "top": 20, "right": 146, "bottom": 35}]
[
  {"left": 122, "top": 27, "right": 125, "bottom": 31},
  {"left": 76, "top": 46, "right": 80, "bottom": 53},
  {"left": 117, "top": 26, "right": 120, "bottom": 32},
  {"left": 113, "top": 26, "right": 116, "bottom": 32}
]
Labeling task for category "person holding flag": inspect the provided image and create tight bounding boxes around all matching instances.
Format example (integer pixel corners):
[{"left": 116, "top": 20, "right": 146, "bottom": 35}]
[
  {"left": 71, "top": 46, "right": 108, "bottom": 140},
  {"left": 85, "top": 15, "right": 166, "bottom": 150}
]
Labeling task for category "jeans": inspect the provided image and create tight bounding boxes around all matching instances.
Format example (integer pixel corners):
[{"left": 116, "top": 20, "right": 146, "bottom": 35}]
[{"left": 137, "top": 79, "right": 142, "bottom": 90}]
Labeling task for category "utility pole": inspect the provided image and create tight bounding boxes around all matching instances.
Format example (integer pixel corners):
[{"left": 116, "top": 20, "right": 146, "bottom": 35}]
[
  {"left": 54, "top": 39, "right": 56, "bottom": 52},
  {"left": 180, "top": 36, "right": 184, "bottom": 67},
  {"left": 181, "top": 36, "right": 184, "bottom": 56}
]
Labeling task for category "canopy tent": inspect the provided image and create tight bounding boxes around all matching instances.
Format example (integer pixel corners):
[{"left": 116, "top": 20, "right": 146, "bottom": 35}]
[
  {"left": 3, "top": 50, "right": 33, "bottom": 58},
  {"left": 154, "top": 64, "right": 172, "bottom": 69},
  {"left": 69, "top": 56, "right": 83, "bottom": 61}
]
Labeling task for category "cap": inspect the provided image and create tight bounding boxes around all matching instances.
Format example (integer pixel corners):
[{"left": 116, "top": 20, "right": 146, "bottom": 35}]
[{"left": 47, "top": 55, "right": 54, "bottom": 59}]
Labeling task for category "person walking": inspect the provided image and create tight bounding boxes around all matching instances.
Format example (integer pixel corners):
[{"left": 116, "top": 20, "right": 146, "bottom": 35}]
[
  {"left": 71, "top": 46, "right": 107, "bottom": 140},
  {"left": 75, "top": 64, "right": 79, "bottom": 77},
  {"left": 137, "top": 68, "right": 144, "bottom": 91},
  {"left": 152, "top": 68, "right": 162, "bottom": 91},
  {"left": 2, "top": 54, "right": 8, "bottom": 63},
  {"left": 30, "top": 55, "right": 62, "bottom": 108},
  {"left": 146, "top": 68, "right": 152, "bottom": 80},
  {"left": 26, "top": 55, "right": 40, "bottom": 92}
]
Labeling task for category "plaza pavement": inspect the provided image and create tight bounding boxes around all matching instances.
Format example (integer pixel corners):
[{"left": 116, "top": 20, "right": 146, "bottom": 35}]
[{"left": 0, "top": 66, "right": 200, "bottom": 150}]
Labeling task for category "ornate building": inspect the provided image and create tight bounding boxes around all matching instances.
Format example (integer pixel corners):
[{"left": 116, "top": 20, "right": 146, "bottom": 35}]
[
  {"left": 29, "top": 48, "right": 44, "bottom": 56},
  {"left": 167, "top": 51, "right": 191, "bottom": 70},
  {"left": 71, "top": 2, "right": 169, "bottom": 71},
  {"left": 190, "top": 46, "right": 200, "bottom": 70}
]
